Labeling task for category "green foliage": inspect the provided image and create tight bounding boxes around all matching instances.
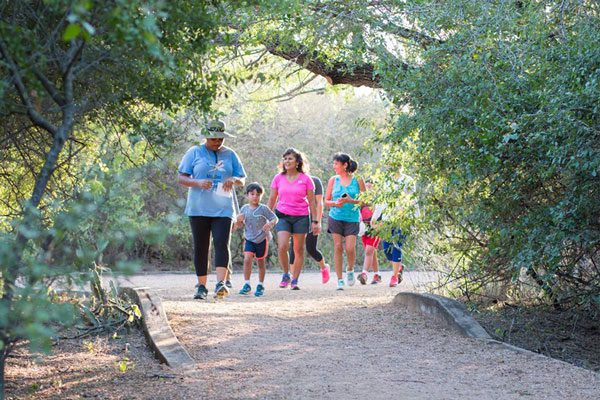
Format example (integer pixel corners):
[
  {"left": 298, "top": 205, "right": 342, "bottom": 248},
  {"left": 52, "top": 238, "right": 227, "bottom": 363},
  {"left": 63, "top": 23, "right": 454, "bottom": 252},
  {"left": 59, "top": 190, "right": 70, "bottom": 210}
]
[
  {"left": 0, "top": 1, "right": 228, "bottom": 391},
  {"left": 376, "top": 1, "right": 600, "bottom": 307},
  {"left": 0, "top": 182, "right": 167, "bottom": 355}
]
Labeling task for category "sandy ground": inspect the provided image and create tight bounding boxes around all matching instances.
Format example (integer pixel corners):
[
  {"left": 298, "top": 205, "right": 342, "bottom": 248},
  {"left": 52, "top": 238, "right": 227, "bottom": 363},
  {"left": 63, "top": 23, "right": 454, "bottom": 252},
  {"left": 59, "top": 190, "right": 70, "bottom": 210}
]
[
  {"left": 6, "top": 271, "right": 600, "bottom": 399},
  {"left": 158, "top": 271, "right": 600, "bottom": 399}
]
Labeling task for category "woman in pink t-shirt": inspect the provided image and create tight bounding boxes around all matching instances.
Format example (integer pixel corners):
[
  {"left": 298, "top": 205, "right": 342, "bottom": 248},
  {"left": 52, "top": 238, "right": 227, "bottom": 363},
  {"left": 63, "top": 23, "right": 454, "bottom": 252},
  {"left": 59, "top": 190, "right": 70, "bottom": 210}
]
[{"left": 267, "top": 148, "right": 319, "bottom": 290}]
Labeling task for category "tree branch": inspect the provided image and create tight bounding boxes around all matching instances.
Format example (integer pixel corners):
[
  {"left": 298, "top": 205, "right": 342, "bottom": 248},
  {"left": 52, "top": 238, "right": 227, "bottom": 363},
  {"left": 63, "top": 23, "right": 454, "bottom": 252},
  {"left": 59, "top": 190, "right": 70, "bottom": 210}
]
[
  {"left": 0, "top": 38, "right": 57, "bottom": 135},
  {"left": 28, "top": 40, "right": 80, "bottom": 209},
  {"left": 62, "top": 39, "right": 85, "bottom": 78},
  {"left": 32, "top": 67, "right": 66, "bottom": 106},
  {"left": 257, "top": 74, "right": 323, "bottom": 102},
  {"left": 264, "top": 41, "right": 388, "bottom": 88}
]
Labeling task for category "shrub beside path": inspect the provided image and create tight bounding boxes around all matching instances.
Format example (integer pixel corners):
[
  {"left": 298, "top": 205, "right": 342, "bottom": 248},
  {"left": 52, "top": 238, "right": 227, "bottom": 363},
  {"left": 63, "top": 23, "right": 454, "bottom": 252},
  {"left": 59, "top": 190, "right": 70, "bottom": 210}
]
[{"left": 120, "top": 271, "right": 600, "bottom": 400}]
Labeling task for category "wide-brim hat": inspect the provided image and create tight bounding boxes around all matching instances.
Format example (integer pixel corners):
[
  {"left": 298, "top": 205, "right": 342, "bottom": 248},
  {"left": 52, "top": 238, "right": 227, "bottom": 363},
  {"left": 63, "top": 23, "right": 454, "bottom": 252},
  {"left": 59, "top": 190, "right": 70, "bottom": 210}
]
[{"left": 202, "top": 119, "right": 235, "bottom": 139}]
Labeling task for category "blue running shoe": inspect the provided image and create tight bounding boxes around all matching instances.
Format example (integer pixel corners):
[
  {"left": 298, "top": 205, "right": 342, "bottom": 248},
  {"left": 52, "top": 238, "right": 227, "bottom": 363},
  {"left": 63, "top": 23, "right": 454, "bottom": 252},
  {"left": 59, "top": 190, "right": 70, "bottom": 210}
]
[
  {"left": 239, "top": 283, "right": 252, "bottom": 295},
  {"left": 347, "top": 271, "right": 355, "bottom": 286},
  {"left": 254, "top": 284, "right": 265, "bottom": 297},
  {"left": 290, "top": 278, "right": 300, "bottom": 290}
]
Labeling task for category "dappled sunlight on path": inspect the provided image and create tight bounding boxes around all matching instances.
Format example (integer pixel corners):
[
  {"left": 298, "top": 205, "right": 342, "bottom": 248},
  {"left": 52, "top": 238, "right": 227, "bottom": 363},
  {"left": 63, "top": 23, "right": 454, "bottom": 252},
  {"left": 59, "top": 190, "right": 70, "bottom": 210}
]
[{"left": 139, "top": 271, "right": 600, "bottom": 400}]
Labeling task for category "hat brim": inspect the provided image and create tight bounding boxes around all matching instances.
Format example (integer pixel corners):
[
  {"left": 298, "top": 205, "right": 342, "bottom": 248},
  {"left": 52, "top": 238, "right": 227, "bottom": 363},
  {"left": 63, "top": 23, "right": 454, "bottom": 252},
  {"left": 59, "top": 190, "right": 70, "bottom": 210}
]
[{"left": 202, "top": 129, "right": 236, "bottom": 139}]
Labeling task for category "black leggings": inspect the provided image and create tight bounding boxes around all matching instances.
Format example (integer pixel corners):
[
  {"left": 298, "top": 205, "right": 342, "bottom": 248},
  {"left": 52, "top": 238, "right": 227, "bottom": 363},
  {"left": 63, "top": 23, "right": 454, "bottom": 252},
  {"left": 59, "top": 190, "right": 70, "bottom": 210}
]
[
  {"left": 189, "top": 216, "right": 232, "bottom": 277},
  {"left": 289, "top": 231, "right": 324, "bottom": 265}
]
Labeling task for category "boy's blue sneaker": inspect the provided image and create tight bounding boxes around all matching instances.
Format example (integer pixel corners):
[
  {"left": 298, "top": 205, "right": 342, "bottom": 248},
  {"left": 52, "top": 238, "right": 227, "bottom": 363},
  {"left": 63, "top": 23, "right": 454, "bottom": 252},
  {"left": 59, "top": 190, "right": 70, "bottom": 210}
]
[
  {"left": 239, "top": 283, "right": 252, "bottom": 295},
  {"left": 254, "top": 284, "right": 265, "bottom": 297}
]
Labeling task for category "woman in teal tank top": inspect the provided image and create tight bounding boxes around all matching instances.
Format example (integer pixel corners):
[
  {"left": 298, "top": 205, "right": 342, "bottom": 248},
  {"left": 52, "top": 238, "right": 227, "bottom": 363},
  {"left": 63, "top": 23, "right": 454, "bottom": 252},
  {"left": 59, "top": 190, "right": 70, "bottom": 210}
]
[{"left": 324, "top": 153, "right": 366, "bottom": 290}]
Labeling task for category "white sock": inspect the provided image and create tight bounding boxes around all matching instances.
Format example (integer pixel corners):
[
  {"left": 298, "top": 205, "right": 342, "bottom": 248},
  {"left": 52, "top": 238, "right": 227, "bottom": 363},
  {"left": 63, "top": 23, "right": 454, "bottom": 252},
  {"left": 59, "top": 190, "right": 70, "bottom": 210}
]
[
  {"left": 258, "top": 281, "right": 264, "bottom": 286},
  {"left": 245, "top": 280, "right": 251, "bottom": 285}
]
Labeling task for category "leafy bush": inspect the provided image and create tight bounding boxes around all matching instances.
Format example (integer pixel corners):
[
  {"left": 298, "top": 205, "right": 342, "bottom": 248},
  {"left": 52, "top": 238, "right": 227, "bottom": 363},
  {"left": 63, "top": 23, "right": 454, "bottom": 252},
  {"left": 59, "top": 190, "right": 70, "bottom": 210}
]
[{"left": 377, "top": 1, "right": 600, "bottom": 308}]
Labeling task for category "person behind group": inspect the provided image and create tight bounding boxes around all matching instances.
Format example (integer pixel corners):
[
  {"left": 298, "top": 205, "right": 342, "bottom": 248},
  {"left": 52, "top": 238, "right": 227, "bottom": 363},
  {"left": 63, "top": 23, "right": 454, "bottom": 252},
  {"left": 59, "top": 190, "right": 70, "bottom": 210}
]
[
  {"left": 288, "top": 171, "right": 331, "bottom": 284},
  {"left": 371, "top": 203, "right": 404, "bottom": 287},
  {"left": 324, "top": 153, "right": 366, "bottom": 290},
  {"left": 357, "top": 180, "right": 382, "bottom": 285},
  {"left": 177, "top": 119, "right": 246, "bottom": 300},
  {"left": 233, "top": 182, "right": 278, "bottom": 297},
  {"left": 267, "top": 148, "right": 319, "bottom": 290}
]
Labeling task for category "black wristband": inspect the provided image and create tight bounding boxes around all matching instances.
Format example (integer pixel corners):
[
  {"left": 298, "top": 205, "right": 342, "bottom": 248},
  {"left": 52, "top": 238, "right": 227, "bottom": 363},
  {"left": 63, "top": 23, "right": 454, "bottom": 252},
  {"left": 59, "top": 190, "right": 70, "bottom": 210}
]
[{"left": 312, "top": 220, "right": 319, "bottom": 223}]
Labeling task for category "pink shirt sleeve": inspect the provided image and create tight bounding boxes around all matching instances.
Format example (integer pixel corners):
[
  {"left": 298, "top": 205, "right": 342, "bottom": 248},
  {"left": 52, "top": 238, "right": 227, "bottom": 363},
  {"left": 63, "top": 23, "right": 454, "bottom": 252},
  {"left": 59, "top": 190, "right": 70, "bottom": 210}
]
[
  {"left": 271, "top": 173, "right": 282, "bottom": 189},
  {"left": 305, "top": 173, "right": 315, "bottom": 191}
]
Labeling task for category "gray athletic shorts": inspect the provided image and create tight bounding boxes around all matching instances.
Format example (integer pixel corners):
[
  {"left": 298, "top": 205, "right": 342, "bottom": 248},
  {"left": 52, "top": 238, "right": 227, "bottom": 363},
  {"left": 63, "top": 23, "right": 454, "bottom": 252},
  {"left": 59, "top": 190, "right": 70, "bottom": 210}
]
[
  {"left": 327, "top": 216, "right": 359, "bottom": 237},
  {"left": 275, "top": 210, "right": 310, "bottom": 234}
]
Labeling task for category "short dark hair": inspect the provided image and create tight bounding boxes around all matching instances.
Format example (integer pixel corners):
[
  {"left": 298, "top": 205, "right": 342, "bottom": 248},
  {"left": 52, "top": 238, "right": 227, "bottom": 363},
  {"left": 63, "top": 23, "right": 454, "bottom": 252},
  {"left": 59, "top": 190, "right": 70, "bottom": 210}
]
[
  {"left": 281, "top": 148, "right": 306, "bottom": 174},
  {"left": 245, "top": 182, "right": 263, "bottom": 194}
]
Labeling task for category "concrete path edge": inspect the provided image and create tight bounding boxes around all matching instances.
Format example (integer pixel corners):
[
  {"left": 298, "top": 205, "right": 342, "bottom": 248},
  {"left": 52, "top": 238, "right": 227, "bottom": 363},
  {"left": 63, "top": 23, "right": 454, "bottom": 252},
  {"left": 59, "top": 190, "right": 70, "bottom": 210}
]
[
  {"left": 119, "top": 287, "right": 195, "bottom": 370},
  {"left": 392, "top": 291, "right": 598, "bottom": 371},
  {"left": 393, "top": 292, "right": 491, "bottom": 339}
]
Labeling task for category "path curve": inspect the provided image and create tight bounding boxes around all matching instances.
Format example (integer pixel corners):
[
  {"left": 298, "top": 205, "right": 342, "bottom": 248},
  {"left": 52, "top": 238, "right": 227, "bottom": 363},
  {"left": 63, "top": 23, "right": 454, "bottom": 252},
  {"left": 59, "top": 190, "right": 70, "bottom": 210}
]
[{"left": 122, "top": 271, "right": 600, "bottom": 400}]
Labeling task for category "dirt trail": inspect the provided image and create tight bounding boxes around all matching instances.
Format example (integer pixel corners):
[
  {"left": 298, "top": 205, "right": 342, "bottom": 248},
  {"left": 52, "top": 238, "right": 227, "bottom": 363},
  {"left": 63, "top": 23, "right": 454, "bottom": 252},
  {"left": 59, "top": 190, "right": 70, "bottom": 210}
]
[{"left": 148, "top": 271, "right": 600, "bottom": 400}]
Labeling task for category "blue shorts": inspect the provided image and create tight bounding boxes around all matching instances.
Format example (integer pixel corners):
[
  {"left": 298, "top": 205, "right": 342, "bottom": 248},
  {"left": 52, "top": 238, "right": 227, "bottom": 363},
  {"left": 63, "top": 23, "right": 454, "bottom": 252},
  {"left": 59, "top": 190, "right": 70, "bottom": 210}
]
[
  {"left": 244, "top": 238, "right": 269, "bottom": 259},
  {"left": 382, "top": 229, "right": 403, "bottom": 262}
]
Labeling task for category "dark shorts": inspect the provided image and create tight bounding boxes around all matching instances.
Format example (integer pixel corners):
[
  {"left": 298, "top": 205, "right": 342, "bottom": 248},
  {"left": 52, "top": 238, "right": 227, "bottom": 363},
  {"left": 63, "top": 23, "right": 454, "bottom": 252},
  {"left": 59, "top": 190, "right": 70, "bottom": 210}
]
[
  {"left": 275, "top": 210, "right": 310, "bottom": 234},
  {"left": 327, "top": 216, "right": 360, "bottom": 237},
  {"left": 244, "top": 238, "right": 269, "bottom": 259},
  {"left": 383, "top": 228, "right": 403, "bottom": 262}
]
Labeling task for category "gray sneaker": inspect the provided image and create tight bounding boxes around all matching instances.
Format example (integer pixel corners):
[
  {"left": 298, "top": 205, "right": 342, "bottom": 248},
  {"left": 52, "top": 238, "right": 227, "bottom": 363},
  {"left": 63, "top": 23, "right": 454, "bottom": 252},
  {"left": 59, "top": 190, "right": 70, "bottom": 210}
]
[
  {"left": 214, "top": 281, "right": 229, "bottom": 299},
  {"left": 193, "top": 284, "right": 208, "bottom": 300}
]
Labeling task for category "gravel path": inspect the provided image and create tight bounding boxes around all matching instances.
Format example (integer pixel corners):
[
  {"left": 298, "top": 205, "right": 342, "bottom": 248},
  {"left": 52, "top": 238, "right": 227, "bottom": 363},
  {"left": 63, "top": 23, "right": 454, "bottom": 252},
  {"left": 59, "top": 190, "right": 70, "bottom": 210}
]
[{"left": 122, "top": 271, "right": 600, "bottom": 400}]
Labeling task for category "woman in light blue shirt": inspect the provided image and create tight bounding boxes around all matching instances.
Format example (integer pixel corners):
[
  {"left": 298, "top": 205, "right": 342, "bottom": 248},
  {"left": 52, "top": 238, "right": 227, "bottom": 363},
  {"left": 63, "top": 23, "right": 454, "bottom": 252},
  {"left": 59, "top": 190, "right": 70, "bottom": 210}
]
[{"left": 177, "top": 120, "right": 246, "bottom": 300}]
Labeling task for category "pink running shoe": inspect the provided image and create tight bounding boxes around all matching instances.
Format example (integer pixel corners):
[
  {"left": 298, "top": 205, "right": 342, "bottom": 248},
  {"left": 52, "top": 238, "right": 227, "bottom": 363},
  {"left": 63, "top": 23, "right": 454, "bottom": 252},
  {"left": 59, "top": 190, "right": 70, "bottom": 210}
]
[
  {"left": 357, "top": 272, "right": 367, "bottom": 285},
  {"left": 279, "top": 273, "right": 291, "bottom": 288},
  {"left": 389, "top": 275, "right": 399, "bottom": 287},
  {"left": 321, "top": 264, "right": 330, "bottom": 284},
  {"left": 371, "top": 273, "right": 382, "bottom": 284}
]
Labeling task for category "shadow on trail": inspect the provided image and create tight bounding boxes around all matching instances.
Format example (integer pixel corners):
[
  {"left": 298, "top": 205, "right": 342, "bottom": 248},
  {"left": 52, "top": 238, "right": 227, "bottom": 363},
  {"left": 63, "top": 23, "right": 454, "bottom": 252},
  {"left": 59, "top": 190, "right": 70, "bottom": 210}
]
[{"left": 164, "top": 280, "right": 600, "bottom": 400}]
